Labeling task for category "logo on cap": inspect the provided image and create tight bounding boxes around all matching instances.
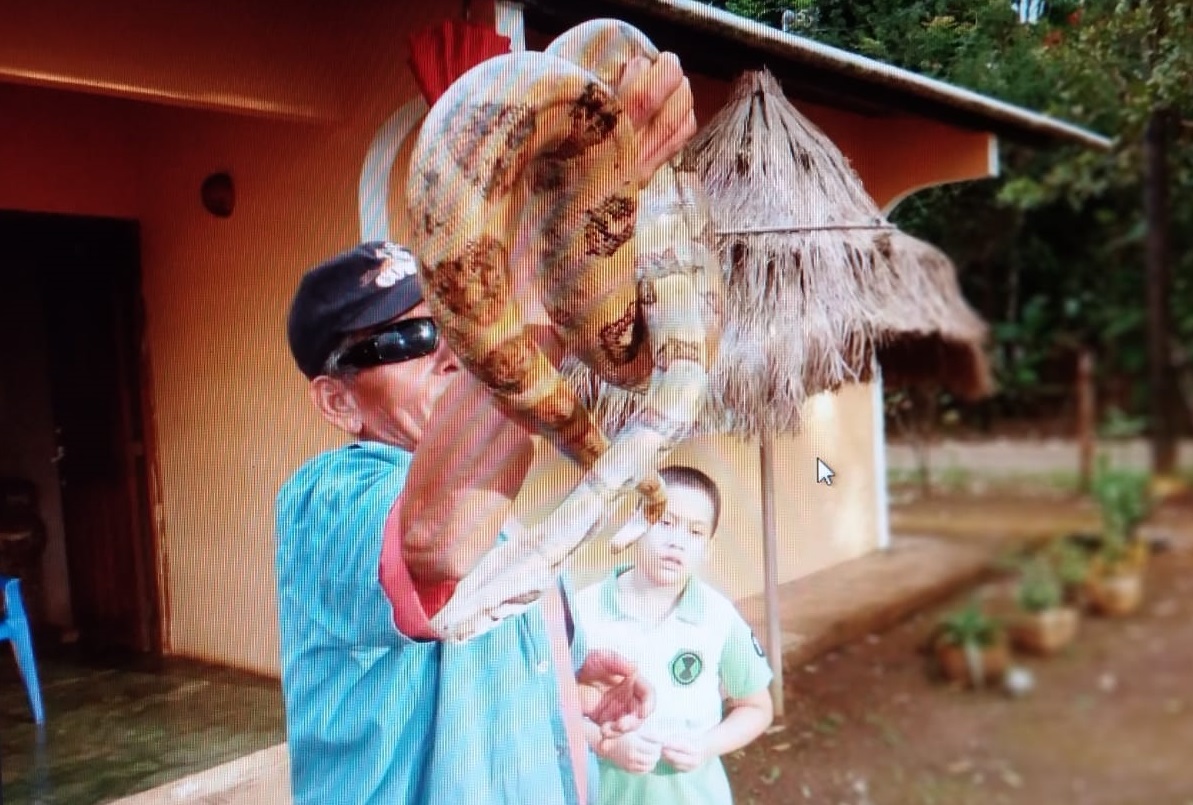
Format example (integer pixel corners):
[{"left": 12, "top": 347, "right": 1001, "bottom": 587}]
[{"left": 361, "top": 242, "right": 419, "bottom": 289}]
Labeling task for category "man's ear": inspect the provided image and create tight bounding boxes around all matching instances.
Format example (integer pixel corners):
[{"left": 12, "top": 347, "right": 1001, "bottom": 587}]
[{"left": 309, "top": 376, "right": 363, "bottom": 436}]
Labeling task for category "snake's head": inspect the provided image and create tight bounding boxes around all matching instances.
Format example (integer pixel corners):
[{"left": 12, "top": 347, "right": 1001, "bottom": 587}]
[
  {"left": 433, "top": 591, "right": 545, "bottom": 643},
  {"left": 642, "top": 498, "right": 666, "bottom": 525},
  {"left": 429, "top": 546, "right": 555, "bottom": 642},
  {"left": 635, "top": 475, "right": 667, "bottom": 524}
]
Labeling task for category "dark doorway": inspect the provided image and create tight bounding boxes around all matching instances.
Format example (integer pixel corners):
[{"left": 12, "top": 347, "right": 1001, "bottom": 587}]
[{"left": 1, "top": 210, "right": 161, "bottom": 654}]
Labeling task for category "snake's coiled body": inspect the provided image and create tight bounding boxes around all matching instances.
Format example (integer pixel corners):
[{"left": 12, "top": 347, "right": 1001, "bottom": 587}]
[{"left": 407, "top": 20, "right": 722, "bottom": 641}]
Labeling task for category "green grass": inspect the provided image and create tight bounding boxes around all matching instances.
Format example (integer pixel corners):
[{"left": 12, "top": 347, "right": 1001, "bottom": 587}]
[
  {"left": 864, "top": 713, "right": 904, "bottom": 747},
  {"left": 813, "top": 712, "right": 846, "bottom": 735},
  {"left": 888, "top": 464, "right": 1193, "bottom": 496},
  {"left": 886, "top": 467, "right": 1084, "bottom": 494}
]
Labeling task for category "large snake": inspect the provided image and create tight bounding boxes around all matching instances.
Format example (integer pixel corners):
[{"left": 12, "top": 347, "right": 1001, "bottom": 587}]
[{"left": 406, "top": 19, "right": 722, "bottom": 642}]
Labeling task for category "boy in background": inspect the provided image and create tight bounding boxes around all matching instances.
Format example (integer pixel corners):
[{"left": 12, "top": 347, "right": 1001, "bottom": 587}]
[{"left": 576, "top": 466, "right": 774, "bottom": 805}]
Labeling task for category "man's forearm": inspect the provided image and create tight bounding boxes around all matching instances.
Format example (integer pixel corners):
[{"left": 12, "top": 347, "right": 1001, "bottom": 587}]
[
  {"left": 400, "top": 381, "right": 534, "bottom": 583},
  {"left": 398, "top": 324, "right": 564, "bottom": 585}
]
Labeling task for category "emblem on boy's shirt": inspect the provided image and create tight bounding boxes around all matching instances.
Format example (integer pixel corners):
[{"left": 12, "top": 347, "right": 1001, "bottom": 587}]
[
  {"left": 751, "top": 631, "right": 766, "bottom": 658},
  {"left": 670, "top": 650, "right": 704, "bottom": 686}
]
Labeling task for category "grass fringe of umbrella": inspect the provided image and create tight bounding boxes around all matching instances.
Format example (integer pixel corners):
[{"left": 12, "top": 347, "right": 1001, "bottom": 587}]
[{"left": 565, "top": 68, "right": 992, "bottom": 438}]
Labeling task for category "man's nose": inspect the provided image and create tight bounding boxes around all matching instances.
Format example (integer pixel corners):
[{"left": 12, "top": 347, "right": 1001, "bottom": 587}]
[{"left": 432, "top": 339, "right": 460, "bottom": 374}]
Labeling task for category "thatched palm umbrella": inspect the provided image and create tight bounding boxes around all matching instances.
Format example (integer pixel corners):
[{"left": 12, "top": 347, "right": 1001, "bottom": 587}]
[
  {"left": 567, "top": 68, "right": 993, "bottom": 717},
  {"left": 699, "top": 72, "right": 996, "bottom": 716},
  {"left": 692, "top": 69, "right": 997, "bottom": 429},
  {"left": 572, "top": 69, "right": 994, "bottom": 424},
  {"left": 870, "top": 233, "right": 993, "bottom": 400},
  {"left": 696, "top": 67, "right": 899, "bottom": 718}
]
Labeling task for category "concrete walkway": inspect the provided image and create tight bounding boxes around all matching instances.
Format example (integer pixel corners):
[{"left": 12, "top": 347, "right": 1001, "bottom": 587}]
[
  {"left": 110, "top": 744, "right": 292, "bottom": 805},
  {"left": 737, "top": 534, "right": 993, "bottom": 674}
]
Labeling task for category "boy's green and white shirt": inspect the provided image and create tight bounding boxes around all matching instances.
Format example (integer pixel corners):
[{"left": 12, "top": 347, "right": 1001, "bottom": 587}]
[{"left": 575, "top": 565, "right": 772, "bottom": 745}]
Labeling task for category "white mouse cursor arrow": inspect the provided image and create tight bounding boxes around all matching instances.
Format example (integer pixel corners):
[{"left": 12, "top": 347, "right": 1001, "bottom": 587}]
[{"left": 816, "top": 458, "right": 835, "bottom": 486}]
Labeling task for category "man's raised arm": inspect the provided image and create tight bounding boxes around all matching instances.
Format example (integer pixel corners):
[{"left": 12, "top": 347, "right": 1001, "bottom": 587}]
[{"left": 398, "top": 366, "right": 539, "bottom": 586}]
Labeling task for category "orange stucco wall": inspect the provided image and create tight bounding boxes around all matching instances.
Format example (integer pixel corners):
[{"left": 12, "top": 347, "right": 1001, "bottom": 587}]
[
  {"left": 0, "top": 85, "right": 144, "bottom": 218},
  {"left": 0, "top": 1, "right": 994, "bottom": 675},
  {"left": 129, "top": 5, "right": 455, "bottom": 673},
  {"left": 0, "top": 0, "right": 347, "bottom": 122}
]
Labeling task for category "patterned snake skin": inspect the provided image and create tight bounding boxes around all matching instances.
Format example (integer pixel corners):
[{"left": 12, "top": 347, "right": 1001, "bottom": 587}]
[{"left": 406, "top": 19, "right": 722, "bottom": 642}]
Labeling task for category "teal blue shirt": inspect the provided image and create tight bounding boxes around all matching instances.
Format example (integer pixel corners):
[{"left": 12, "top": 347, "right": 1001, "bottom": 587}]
[{"left": 275, "top": 441, "right": 594, "bottom": 805}]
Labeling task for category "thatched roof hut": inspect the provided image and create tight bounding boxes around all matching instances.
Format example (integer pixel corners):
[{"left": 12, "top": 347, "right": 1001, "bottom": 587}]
[{"left": 567, "top": 68, "right": 992, "bottom": 437}]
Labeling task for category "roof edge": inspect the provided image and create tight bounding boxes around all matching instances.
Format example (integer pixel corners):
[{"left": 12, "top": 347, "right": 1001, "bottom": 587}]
[{"left": 584, "top": 0, "right": 1114, "bottom": 151}]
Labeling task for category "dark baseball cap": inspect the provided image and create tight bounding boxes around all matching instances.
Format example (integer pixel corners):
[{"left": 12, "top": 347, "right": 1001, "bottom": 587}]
[{"left": 287, "top": 241, "right": 424, "bottom": 379}]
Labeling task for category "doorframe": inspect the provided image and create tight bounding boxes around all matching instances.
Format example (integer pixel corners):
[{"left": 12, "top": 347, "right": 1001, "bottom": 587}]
[
  {"left": 135, "top": 287, "right": 172, "bottom": 654},
  {"left": 4, "top": 209, "right": 169, "bottom": 654}
]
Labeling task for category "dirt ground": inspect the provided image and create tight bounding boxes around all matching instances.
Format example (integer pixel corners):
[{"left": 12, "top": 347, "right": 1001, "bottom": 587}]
[{"left": 726, "top": 507, "right": 1193, "bottom": 805}]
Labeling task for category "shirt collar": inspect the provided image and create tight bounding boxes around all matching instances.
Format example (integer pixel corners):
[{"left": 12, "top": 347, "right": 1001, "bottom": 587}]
[{"left": 600, "top": 564, "right": 706, "bottom": 625}]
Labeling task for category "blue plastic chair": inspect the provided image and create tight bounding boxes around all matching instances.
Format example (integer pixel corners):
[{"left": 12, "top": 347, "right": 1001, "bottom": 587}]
[{"left": 0, "top": 575, "right": 45, "bottom": 724}]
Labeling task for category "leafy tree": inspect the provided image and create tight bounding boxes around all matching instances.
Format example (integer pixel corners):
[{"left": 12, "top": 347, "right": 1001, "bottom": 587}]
[{"left": 719, "top": 0, "right": 1193, "bottom": 435}]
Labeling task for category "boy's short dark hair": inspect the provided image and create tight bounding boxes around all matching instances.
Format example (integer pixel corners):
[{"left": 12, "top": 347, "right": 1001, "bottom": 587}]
[{"left": 659, "top": 465, "right": 722, "bottom": 536}]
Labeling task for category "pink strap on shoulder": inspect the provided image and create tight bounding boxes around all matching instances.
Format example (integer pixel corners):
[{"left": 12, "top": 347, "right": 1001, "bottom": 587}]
[{"left": 542, "top": 587, "right": 589, "bottom": 805}]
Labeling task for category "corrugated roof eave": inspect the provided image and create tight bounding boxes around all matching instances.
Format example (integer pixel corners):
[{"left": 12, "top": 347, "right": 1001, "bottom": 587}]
[{"left": 523, "top": 0, "right": 1114, "bottom": 151}]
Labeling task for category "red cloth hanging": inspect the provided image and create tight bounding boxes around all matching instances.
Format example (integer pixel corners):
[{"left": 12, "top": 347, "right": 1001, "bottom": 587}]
[{"left": 408, "top": 18, "right": 512, "bottom": 105}]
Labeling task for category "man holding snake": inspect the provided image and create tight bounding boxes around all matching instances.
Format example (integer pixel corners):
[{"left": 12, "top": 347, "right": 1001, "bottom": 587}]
[{"left": 275, "top": 50, "right": 697, "bottom": 805}]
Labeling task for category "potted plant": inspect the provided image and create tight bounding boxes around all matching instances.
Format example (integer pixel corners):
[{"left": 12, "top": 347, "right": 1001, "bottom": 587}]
[
  {"left": 1008, "top": 556, "right": 1080, "bottom": 655},
  {"left": 1084, "top": 462, "right": 1151, "bottom": 617},
  {"left": 934, "top": 601, "right": 1009, "bottom": 688},
  {"left": 1085, "top": 535, "right": 1148, "bottom": 616},
  {"left": 1048, "top": 538, "right": 1092, "bottom": 607}
]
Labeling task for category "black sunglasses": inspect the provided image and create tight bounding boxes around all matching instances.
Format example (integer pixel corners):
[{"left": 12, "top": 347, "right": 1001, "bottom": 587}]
[{"left": 338, "top": 317, "right": 439, "bottom": 370}]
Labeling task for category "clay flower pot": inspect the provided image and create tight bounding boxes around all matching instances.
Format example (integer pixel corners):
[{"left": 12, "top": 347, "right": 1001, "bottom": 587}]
[
  {"left": 1009, "top": 606, "right": 1080, "bottom": 655},
  {"left": 936, "top": 640, "right": 1010, "bottom": 688},
  {"left": 1082, "top": 537, "right": 1147, "bottom": 617},
  {"left": 1085, "top": 571, "right": 1144, "bottom": 617}
]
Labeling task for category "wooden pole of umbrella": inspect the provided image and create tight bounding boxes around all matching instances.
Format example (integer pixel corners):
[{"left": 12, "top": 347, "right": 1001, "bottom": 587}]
[{"left": 758, "top": 432, "right": 784, "bottom": 719}]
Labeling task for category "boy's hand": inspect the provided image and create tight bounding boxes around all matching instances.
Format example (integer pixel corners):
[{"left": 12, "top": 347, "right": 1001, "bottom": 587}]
[
  {"left": 661, "top": 731, "right": 712, "bottom": 772},
  {"left": 597, "top": 732, "right": 663, "bottom": 774},
  {"left": 578, "top": 649, "right": 655, "bottom": 737},
  {"left": 617, "top": 52, "right": 698, "bottom": 185}
]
